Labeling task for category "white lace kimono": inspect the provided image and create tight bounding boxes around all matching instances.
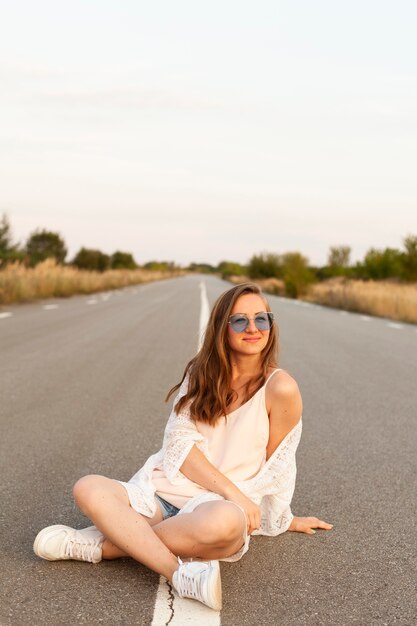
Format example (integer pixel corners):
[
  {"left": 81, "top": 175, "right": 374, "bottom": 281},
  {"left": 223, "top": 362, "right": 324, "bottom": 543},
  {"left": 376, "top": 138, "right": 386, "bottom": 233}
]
[{"left": 119, "top": 376, "right": 302, "bottom": 561}]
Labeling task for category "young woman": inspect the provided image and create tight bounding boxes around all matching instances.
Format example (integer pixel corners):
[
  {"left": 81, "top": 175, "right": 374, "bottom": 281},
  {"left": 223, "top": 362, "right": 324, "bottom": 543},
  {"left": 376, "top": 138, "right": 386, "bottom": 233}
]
[{"left": 34, "top": 283, "right": 333, "bottom": 611}]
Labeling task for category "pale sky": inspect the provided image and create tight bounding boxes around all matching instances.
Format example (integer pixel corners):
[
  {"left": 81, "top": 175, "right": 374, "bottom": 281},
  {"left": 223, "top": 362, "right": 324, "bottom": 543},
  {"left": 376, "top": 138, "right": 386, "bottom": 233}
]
[{"left": 1, "top": 0, "right": 416, "bottom": 267}]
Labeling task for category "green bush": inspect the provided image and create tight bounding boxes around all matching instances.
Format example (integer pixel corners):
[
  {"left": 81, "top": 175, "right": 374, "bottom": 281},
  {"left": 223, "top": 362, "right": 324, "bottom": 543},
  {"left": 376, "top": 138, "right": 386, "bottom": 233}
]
[
  {"left": 248, "top": 253, "right": 283, "bottom": 279},
  {"left": 217, "top": 260, "right": 247, "bottom": 279},
  {"left": 0, "top": 213, "right": 25, "bottom": 268},
  {"left": 25, "top": 229, "right": 67, "bottom": 267},
  {"left": 143, "top": 260, "right": 180, "bottom": 272},
  {"left": 281, "top": 252, "right": 315, "bottom": 298},
  {"left": 72, "top": 247, "right": 110, "bottom": 272},
  {"left": 402, "top": 234, "right": 417, "bottom": 281},
  {"left": 111, "top": 251, "right": 137, "bottom": 270},
  {"left": 357, "top": 247, "right": 403, "bottom": 280}
]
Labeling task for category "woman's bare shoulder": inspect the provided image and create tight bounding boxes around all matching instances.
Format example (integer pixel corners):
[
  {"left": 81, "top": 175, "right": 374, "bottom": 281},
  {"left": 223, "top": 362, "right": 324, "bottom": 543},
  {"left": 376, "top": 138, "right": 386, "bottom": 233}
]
[
  {"left": 268, "top": 369, "right": 301, "bottom": 397},
  {"left": 266, "top": 369, "right": 302, "bottom": 418}
]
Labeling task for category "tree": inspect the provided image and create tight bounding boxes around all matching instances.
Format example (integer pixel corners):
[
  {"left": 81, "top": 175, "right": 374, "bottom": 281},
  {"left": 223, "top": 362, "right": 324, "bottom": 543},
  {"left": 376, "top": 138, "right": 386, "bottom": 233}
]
[
  {"left": 328, "top": 245, "right": 351, "bottom": 268},
  {"left": 361, "top": 247, "right": 403, "bottom": 280},
  {"left": 248, "top": 253, "right": 283, "bottom": 279},
  {"left": 111, "top": 251, "right": 137, "bottom": 270},
  {"left": 144, "top": 260, "right": 179, "bottom": 272},
  {"left": 217, "top": 260, "right": 247, "bottom": 279},
  {"left": 72, "top": 247, "right": 110, "bottom": 272},
  {"left": 0, "top": 213, "right": 23, "bottom": 267},
  {"left": 281, "top": 252, "right": 315, "bottom": 298},
  {"left": 402, "top": 234, "right": 417, "bottom": 281},
  {"left": 25, "top": 229, "right": 67, "bottom": 267}
]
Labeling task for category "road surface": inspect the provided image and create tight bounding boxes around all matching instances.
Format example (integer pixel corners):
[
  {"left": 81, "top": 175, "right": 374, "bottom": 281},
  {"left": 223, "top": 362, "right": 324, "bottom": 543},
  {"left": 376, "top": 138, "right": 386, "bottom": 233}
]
[{"left": 1, "top": 274, "right": 416, "bottom": 625}]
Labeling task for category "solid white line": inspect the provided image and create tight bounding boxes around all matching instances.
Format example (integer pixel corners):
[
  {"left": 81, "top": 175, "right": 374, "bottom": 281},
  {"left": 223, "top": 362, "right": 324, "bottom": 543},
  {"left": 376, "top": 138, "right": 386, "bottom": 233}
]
[
  {"left": 151, "top": 280, "right": 220, "bottom": 626},
  {"left": 0, "top": 312, "right": 12, "bottom": 319},
  {"left": 199, "top": 280, "right": 210, "bottom": 350},
  {"left": 43, "top": 304, "right": 59, "bottom": 310},
  {"left": 387, "top": 322, "right": 403, "bottom": 330},
  {"left": 151, "top": 578, "right": 220, "bottom": 626}
]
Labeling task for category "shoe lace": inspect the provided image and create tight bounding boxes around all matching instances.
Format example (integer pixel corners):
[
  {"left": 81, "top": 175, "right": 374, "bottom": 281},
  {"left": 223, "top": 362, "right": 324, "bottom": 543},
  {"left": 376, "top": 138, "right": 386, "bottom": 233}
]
[
  {"left": 64, "top": 535, "right": 100, "bottom": 562},
  {"left": 176, "top": 558, "right": 203, "bottom": 600}
]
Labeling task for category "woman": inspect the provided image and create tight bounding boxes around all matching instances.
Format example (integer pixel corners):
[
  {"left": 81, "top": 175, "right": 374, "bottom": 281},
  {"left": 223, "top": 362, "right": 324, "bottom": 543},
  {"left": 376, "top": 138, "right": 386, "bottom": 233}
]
[{"left": 34, "top": 283, "right": 333, "bottom": 611}]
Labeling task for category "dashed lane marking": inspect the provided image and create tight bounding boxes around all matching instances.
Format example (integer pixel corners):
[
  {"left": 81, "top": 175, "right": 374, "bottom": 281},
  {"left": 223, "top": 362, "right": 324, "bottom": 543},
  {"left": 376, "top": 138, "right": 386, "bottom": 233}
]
[
  {"left": 387, "top": 322, "right": 403, "bottom": 330},
  {"left": 360, "top": 316, "right": 371, "bottom": 321},
  {"left": 0, "top": 312, "right": 12, "bottom": 319},
  {"left": 43, "top": 304, "right": 59, "bottom": 310},
  {"left": 86, "top": 299, "right": 98, "bottom": 305}
]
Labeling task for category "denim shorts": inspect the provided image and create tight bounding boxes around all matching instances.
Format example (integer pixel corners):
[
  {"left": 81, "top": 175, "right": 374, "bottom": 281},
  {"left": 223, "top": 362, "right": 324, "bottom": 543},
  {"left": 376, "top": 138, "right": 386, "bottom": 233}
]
[{"left": 155, "top": 494, "right": 181, "bottom": 520}]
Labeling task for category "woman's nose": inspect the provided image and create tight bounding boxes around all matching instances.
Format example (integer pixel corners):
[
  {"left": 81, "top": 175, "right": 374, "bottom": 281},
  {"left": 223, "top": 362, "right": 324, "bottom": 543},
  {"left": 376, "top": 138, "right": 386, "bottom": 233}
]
[{"left": 246, "top": 318, "right": 258, "bottom": 333}]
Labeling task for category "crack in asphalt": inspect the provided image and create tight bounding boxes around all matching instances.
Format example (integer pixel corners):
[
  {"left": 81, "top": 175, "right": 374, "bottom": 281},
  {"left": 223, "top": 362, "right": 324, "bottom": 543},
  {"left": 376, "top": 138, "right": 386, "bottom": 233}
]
[{"left": 165, "top": 580, "right": 175, "bottom": 626}]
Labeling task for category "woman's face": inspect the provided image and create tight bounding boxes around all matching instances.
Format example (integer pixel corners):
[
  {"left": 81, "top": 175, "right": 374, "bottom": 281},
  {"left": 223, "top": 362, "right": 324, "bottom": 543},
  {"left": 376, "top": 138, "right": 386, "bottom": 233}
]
[{"left": 227, "top": 293, "right": 271, "bottom": 358}]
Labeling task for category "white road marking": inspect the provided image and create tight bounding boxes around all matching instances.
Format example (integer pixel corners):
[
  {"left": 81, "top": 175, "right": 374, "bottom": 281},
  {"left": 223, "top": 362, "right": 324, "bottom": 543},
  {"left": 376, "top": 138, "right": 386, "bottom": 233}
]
[
  {"left": 0, "top": 312, "right": 12, "bottom": 319},
  {"left": 151, "top": 578, "right": 220, "bottom": 626},
  {"left": 151, "top": 281, "right": 220, "bottom": 626},
  {"left": 43, "top": 304, "right": 59, "bottom": 310},
  {"left": 86, "top": 299, "right": 98, "bottom": 305},
  {"left": 199, "top": 281, "right": 210, "bottom": 350},
  {"left": 387, "top": 322, "right": 403, "bottom": 330},
  {"left": 360, "top": 315, "right": 371, "bottom": 321}
]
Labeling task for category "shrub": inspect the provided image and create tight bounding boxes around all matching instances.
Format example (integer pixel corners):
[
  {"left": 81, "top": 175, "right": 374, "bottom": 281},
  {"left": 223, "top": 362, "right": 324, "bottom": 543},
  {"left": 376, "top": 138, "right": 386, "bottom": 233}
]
[
  {"left": 359, "top": 247, "right": 403, "bottom": 280},
  {"left": 111, "top": 251, "right": 137, "bottom": 270},
  {"left": 217, "top": 260, "right": 247, "bottom": 279},
  {"left": 248, "top": 253, "right": 283, "bottom": 279},
  {"left": 72, "top": 247, "right": 110, "bottom": 272},
  {"left": 402, "top": 234, "right": 417, "bottom": 281},
  {"left": 25, "top": 229, "right": 67, "bottom": 267},
  {"left": 281, "top": 252, "right": 315, "bottom": 298}
]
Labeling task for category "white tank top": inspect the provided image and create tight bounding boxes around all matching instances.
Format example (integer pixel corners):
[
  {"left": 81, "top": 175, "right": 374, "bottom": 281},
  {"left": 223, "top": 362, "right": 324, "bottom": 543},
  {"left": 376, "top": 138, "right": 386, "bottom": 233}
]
[{"left": 152, "top": 369, "right": 281, "bottom": 508}]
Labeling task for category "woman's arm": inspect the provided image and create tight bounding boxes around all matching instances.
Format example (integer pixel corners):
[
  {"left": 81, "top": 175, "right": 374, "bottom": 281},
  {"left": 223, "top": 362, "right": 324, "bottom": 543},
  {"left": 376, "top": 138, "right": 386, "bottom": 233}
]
[
  {"left": 266, "top": 370, "right": 333, "bottom": 535},
  {"left": 180, "top": 445, "right": 262, "bottom": 534},
  {"left": 266, "top": 370, "right": 302, "bottom": 460}
]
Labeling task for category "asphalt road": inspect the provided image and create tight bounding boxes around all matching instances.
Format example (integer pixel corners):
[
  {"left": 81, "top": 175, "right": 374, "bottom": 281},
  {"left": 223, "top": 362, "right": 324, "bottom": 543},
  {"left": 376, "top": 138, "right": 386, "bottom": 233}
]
[{"left": 0, "top": 274, "right": 416, "bottom": 625}]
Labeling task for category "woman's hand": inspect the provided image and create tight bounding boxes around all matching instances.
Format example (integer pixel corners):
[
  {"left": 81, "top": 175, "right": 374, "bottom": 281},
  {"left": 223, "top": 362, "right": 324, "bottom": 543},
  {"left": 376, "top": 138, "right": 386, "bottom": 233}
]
[
  {"left": 224, "top": 488, "right": 262, "bottom": 535},
  {"left": 288, "top": 516, "right": 333, "bottom": 534}
]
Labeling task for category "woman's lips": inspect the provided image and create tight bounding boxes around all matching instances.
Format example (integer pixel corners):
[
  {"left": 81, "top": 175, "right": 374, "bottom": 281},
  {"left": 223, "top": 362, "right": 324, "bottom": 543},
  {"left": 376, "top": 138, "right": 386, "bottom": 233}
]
[{"left": 243, "top": 337, "right": 261, "bottom": 342}]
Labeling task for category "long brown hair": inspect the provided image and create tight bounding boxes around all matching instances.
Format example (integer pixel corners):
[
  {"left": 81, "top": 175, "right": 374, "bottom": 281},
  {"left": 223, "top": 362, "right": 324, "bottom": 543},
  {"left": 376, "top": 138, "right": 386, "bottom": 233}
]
[{"left": 166, "top": 282, "right": 278, "bottom": 425}]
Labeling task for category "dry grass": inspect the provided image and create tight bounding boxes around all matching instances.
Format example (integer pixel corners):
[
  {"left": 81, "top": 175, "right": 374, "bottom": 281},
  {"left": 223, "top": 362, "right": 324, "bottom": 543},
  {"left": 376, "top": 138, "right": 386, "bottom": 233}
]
[
  {"left": 226, "top": 274, "right": 417, "bottom": 325},
  {"left": 305, "top": 277, "right": 417, "bottom": 325},
  {"left": 0, "top": 259, "right": 184, "bottom": 305}
]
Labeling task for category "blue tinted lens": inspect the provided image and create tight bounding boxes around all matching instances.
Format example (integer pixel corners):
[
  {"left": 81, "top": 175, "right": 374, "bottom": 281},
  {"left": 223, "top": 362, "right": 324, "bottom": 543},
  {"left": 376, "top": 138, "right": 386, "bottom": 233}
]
[
  {"left": 229, "top": 315, "right": 248, "bottom": 332},
  {"left": 254, "top": 313, "right": 271, "bottom": 330}
]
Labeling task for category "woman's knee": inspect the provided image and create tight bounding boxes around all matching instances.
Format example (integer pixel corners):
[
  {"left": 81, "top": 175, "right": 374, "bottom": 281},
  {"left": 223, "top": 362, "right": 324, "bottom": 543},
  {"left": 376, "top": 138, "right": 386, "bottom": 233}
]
[
  {"left": 198, "top": 503, "right": 246, "bottom": 545},
  {"left": 73, "top": 474, "right": 111, "bottom": 511}
]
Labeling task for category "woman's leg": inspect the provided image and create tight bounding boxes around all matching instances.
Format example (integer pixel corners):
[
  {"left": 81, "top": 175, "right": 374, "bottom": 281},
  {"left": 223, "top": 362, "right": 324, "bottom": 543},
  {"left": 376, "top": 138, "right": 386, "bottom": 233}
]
[
  {"left": 73, "top": 475, "right": 178, "bottom": 580},
  {"left": 74, "top": 476, "right": 246, "bottom": 571},
  {"left": 152, "top": 501, "right": 247, "bottom": 560}
]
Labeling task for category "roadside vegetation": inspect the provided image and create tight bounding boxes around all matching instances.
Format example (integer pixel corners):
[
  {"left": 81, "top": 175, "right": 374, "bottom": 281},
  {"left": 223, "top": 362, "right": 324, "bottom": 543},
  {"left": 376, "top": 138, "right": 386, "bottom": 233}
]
[
  {"left": 0, "top": 215, "right": 182, "bottom": 304},
  {"left": 1, "top": 213, "right": 416, "bottom": 323}
]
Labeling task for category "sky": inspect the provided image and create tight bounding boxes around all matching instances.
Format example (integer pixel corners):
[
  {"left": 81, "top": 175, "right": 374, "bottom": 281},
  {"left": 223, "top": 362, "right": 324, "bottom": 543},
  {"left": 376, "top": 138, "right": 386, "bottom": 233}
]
[{"left": 0, "top": 0, "right": 416, "bottom": 267}]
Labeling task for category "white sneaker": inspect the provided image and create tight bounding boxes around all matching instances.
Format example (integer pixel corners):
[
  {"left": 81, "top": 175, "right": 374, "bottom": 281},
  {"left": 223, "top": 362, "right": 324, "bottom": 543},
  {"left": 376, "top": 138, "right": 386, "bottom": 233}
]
[
  {"left": 172, "top": 558, "right": 222, "bottom": 611},
  {"left": 33, "top": 525, "right": 103, "bottom": 564}
]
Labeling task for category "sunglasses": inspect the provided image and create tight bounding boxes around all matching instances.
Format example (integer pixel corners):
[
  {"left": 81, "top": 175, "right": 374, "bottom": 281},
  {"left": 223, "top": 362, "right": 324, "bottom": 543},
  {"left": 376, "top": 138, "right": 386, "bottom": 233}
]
[{"left": 228, "top": 312, "right": 274, "bottom": 333}]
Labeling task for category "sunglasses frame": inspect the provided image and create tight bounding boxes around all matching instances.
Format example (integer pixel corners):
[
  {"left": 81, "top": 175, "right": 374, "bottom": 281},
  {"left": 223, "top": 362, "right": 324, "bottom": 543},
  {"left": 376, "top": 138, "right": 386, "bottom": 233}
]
[{"left": 227, "top": 311, "right": 274, "bottom": 333}]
